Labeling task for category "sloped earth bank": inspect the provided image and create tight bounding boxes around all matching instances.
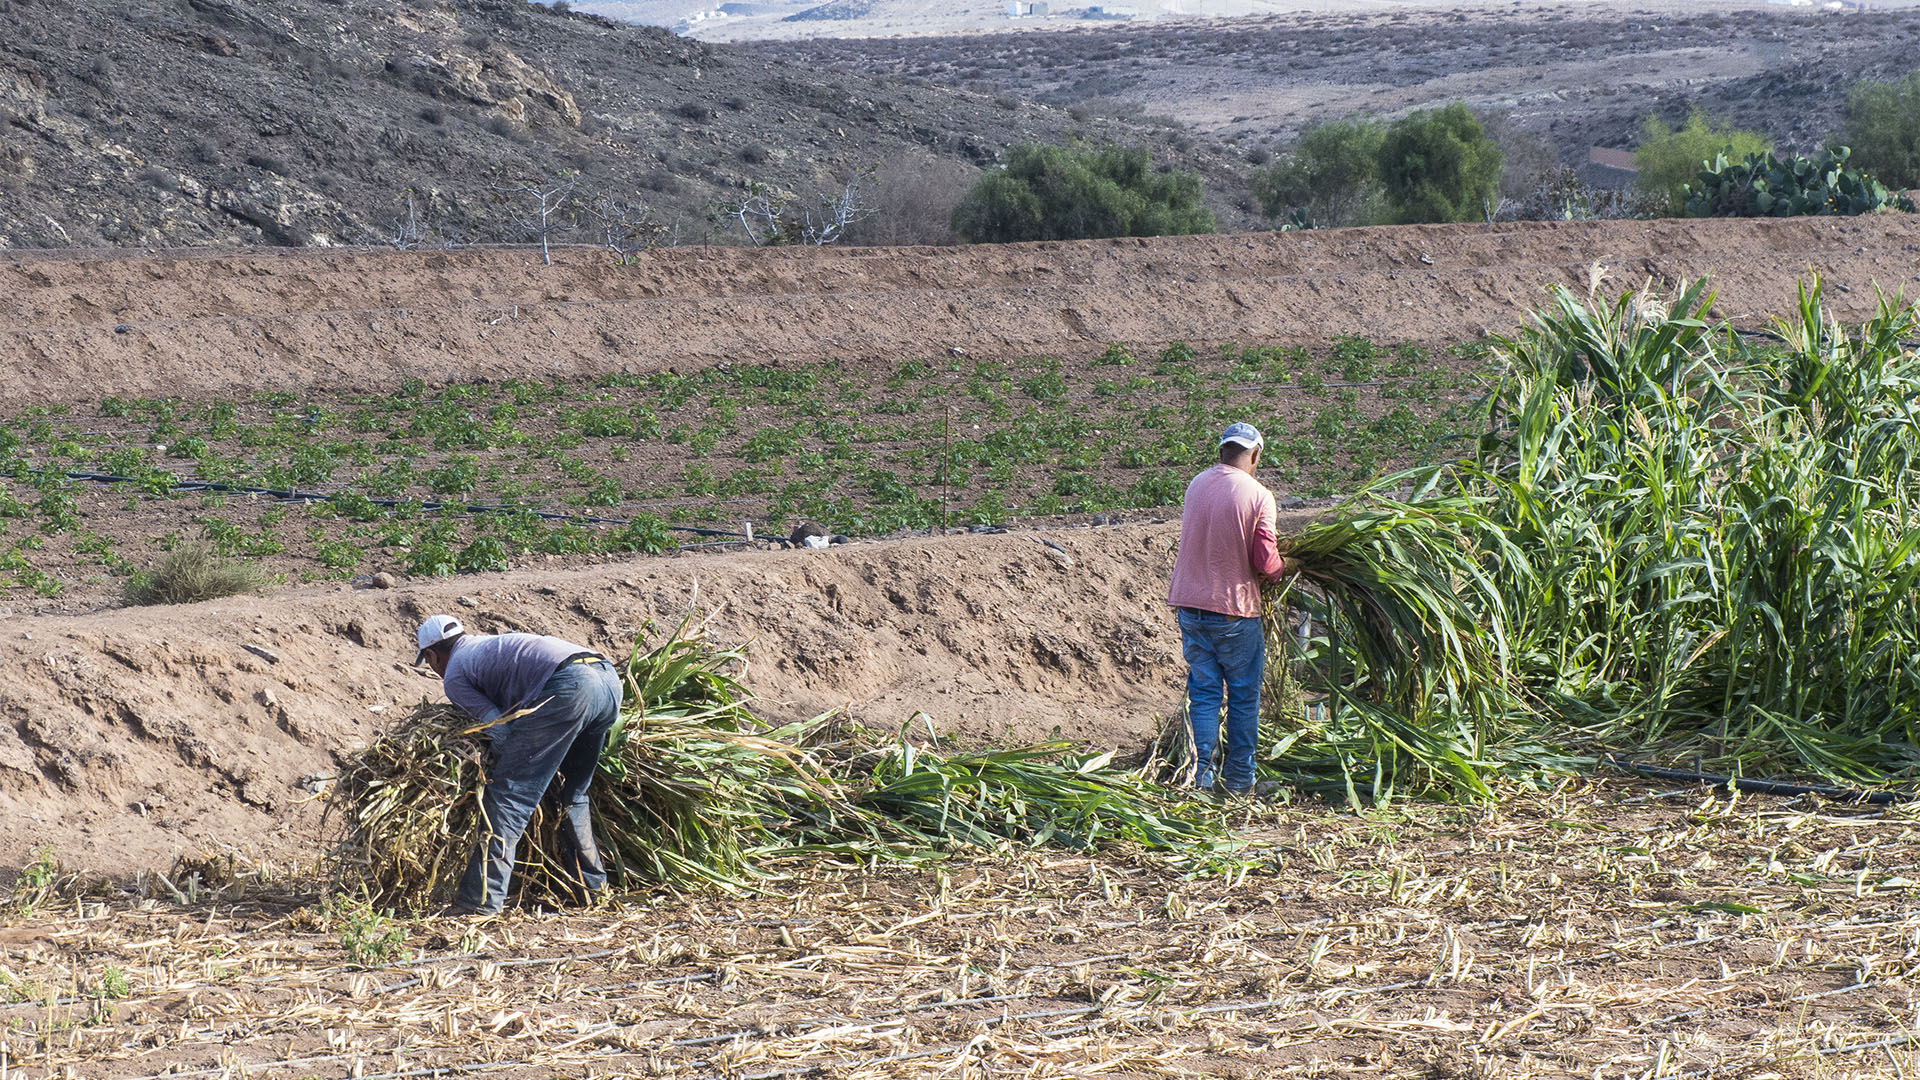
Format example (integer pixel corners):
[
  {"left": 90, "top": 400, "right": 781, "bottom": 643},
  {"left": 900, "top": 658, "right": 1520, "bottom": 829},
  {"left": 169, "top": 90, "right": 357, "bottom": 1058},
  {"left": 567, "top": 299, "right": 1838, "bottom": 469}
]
[
  {"left": 0, "top": 520, "right": 1296, "bottom": 873},
  {"left": 4, "top": 218, "right": 1920, "bottom": 878},
  {"left": 6, "top": 217, "right": 1920, "bottom": 409}
]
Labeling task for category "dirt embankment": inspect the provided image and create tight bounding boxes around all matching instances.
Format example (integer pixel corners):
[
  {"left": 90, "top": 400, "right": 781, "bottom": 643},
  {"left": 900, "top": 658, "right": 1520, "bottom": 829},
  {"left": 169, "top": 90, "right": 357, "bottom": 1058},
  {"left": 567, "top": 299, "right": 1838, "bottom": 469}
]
[
  {"left": 6, "top": 219, "right": 1920, "bottom": 877},
  {"left": 7, "top": 217, "right": 1920, "bottom": 409},
  {"left": 0, "top": 522, "right": 1224, "bottom": 874}
]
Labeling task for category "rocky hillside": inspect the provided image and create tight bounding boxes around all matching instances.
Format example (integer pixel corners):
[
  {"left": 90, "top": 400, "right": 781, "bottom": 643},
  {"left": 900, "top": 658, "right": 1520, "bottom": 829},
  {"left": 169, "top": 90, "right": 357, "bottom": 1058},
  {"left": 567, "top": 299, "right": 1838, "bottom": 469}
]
[{"left": 0, "top": 0, "right": 1255, "bottom": 250}]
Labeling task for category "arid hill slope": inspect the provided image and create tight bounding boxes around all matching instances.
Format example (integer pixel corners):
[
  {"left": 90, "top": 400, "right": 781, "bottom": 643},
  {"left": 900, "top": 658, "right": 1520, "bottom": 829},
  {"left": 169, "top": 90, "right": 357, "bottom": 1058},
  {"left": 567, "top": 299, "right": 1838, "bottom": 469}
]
[{"left": 0, "top": 0, "right": 1250, "bottom": 250}]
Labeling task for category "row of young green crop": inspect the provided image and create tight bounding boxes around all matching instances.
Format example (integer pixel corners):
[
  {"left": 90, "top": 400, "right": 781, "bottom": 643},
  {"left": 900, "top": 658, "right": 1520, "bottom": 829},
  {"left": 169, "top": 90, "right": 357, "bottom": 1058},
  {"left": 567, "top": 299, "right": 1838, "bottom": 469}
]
[{"left": 0, "top": 337, "right": 1486, "bottom": 598}]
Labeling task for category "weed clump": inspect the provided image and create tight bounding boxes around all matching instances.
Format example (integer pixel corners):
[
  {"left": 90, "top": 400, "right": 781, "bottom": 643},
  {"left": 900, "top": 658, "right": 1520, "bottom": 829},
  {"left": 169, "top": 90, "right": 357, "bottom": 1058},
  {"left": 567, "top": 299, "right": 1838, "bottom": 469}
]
[{"left": 122, "top": 542, "right": 269, "bottom": 606}]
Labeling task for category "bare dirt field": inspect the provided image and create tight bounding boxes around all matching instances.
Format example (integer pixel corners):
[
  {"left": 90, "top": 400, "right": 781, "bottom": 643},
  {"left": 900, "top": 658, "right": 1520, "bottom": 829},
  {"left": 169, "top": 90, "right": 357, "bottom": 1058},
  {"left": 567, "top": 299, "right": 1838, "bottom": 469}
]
[
  {"left": 6, "top": 222, "right": 1920, "bottom": 1077},
  {"left": 6, "top": 788, "right": 1920, "bottom": 1078},
  {"left": 12, "top": 218, "right": 1915, "bottom": 409}
]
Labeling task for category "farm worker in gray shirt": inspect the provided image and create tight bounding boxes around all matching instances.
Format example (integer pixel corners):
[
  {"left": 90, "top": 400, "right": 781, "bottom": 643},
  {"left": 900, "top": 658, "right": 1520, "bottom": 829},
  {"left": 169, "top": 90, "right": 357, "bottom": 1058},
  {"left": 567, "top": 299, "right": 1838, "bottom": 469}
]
[{"left": 414, "top": 614, "right": 622, "bottom": 915}]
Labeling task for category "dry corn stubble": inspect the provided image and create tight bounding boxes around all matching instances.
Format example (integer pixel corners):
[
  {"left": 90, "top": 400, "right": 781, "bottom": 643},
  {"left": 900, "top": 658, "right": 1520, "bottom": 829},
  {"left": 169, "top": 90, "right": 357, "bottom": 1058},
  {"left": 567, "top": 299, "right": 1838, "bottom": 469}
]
[{"left": 8, "top": 786, "right": 1920, "bottom": 1079}]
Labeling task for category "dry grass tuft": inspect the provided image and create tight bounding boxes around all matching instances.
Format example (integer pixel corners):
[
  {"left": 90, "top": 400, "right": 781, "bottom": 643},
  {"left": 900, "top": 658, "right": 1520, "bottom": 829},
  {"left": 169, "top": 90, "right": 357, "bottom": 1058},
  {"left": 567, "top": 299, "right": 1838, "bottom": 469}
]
[{"left": 121, "top": 542, "right": 269, "bottom": 606}]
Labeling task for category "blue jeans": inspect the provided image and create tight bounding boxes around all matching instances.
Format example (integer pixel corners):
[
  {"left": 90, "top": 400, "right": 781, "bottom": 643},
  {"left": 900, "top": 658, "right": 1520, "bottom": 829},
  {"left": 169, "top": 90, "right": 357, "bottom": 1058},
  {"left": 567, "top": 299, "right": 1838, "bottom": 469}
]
[
  {"left": 1177, "top": 608, "right": 1265, "bottom": 791},
  {"left": 457, "top": 659, "right": 622, "bottom": 913}
]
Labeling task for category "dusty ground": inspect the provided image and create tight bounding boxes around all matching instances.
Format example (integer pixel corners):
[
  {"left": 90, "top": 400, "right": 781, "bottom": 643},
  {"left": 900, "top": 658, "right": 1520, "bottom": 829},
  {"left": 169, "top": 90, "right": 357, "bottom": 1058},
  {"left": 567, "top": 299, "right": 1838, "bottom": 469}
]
[
  {"left": 4, "top": 786, "right": 1918, "bottom": 1079},
  {"left": 9, "top": 218, "right": 1918, "bottom": 408},
  {"left": 0, "top": 520, "right": 1251, "bottom": 873},
  {"left": 729, "top": 2, "right": 1920, "bottom": 166}
]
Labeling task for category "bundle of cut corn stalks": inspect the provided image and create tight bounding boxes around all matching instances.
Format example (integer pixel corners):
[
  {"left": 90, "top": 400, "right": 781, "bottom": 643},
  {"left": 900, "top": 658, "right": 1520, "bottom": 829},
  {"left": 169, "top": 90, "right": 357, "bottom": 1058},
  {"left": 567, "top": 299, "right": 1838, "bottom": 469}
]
[{"left": 328, "top": 624, "right": 1230, "bottom": 910}]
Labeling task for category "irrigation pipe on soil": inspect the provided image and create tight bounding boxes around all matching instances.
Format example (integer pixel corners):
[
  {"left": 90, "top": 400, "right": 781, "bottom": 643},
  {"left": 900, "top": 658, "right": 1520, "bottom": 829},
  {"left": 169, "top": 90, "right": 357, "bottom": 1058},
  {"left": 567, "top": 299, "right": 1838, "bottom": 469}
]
[
  {"left": 51, "top": 469, "right": 753, "bottom": 539},
  {"left": 1604, "top": 757, "right": 1910, "bottom": 805}
]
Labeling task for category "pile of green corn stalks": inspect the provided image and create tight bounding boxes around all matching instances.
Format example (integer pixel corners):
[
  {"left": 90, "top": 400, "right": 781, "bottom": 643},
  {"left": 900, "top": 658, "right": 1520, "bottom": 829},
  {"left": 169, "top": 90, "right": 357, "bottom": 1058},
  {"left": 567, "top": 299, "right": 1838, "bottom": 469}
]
[{"left": 328, "top": 623, "right": 1229, "bottom": 910}]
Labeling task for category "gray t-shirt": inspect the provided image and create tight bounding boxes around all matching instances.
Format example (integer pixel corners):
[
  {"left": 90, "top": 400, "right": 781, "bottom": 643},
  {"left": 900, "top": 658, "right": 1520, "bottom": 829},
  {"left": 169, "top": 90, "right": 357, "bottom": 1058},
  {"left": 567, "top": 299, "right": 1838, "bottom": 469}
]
[{"left": 442, "top": 632, "right": 595, "bottom": 726}]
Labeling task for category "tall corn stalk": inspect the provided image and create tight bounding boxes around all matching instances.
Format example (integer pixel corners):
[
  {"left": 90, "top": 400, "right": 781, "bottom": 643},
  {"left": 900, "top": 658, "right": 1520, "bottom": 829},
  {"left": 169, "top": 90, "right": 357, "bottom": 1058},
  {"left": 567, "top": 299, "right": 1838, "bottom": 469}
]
[{"left": 1269, "top": 278, "right": 1920, "bottom": 799}]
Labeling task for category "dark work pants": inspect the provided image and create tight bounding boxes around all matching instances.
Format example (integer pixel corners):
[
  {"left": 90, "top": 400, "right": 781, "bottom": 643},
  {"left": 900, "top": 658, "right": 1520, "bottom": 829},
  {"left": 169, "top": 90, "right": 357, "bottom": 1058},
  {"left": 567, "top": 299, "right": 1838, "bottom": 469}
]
[{"left": 456, "top": 659, "right": 622, "bottom": 913}]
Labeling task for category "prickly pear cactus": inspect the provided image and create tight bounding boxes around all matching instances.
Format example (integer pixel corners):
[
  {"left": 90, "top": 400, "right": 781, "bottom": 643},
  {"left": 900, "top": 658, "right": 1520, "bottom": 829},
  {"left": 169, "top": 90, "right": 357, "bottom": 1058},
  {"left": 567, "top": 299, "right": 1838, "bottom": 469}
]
[{"left": 1683, "top": 147, "right": 1916, "bottom": 218}]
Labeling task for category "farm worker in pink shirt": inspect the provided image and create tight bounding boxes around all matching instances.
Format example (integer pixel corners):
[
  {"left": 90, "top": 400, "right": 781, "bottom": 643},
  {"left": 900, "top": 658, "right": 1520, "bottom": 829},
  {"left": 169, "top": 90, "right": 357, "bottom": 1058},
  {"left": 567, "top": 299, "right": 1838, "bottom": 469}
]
[{"left": 1166, "top": 422, "right": 1291, "bottom": 796}]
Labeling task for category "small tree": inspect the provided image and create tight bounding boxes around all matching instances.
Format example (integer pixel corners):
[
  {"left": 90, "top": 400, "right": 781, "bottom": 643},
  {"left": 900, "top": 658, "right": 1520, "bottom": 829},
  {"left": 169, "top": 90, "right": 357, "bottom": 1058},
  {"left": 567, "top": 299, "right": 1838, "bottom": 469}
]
[
  {"left": 1633, "top": 107, "right": 1771, "bottom": 215},
  {"left": 1376, "top": 103, "right": 1504, "bottom": 224},
  {"left": 719, "top": 182, "right": 792, "bottom": 247},
  {"left": 714, "top": 174, "right": 874, "bottom": 247},
  {"left": 800, "top": 172, "right": 875, "bottom": 245},
  {"left": 500, "top": 178, "right": 578, "bottom": 264},
  {"left": 1842, "top": 72, "right": 1920, "bottom": 191},
  {"left": 1248, "top": 117, "right": 1386, "bottom": 227},
  {"left": 846, "top": 153, "right": 979, "bottom": 245},
  {"left": 587, "top": 190, "right": 671, "bottom": 261},
  {"left": 949, "top": 144, "right": 1214, "bottom": 243}
]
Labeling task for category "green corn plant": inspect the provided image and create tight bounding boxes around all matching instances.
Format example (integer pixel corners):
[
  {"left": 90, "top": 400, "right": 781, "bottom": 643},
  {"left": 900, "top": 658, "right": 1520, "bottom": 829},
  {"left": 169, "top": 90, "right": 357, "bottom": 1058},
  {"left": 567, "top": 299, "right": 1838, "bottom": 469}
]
[{"left": 1267, "top": 277, "right": 1920, "bottom": 798}]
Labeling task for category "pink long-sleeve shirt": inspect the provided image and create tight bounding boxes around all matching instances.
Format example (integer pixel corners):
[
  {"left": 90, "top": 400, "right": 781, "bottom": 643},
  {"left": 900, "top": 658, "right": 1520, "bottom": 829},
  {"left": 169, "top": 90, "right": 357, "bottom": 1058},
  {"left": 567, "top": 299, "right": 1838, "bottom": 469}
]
[{"left": 1166, "top": 464, "right": 1285, "bottom": 619}]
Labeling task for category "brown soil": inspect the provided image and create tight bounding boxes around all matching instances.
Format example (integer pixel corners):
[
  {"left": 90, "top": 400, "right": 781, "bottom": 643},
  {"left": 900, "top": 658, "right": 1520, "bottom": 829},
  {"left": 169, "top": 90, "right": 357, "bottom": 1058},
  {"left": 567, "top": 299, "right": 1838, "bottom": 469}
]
[
  {"left": 0, "top": 518, "right": 1285, "bottom": 873},
  {"left": 8, "top": 216, "right": 1920, "bottom": 408},
  {"left": 5, "top": 220, "right": 1920, "bottom": 876},
  {"left": 6, "top": 787, "right": 1917, "bottom": 1079}
]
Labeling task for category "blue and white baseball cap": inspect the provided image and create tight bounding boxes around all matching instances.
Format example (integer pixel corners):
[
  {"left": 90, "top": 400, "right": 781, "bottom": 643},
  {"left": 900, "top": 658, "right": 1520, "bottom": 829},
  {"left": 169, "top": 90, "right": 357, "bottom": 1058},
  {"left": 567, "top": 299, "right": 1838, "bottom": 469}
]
[
  {"left": 415, "top": 614, "right": 466, "bottom": 662},
  {"left": 1219, "top": 422, "right": 1264, "bottom": 451}
]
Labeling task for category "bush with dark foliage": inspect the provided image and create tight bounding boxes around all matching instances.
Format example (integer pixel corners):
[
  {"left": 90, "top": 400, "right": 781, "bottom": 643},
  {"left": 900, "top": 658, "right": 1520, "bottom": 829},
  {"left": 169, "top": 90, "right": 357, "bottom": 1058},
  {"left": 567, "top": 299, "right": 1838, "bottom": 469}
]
[
  {"left": 949, "top": 143, "right": 1213, "bottom": 243},
  {"left": 1377, "top": 104, "right": 1503, "bottom": 224}
]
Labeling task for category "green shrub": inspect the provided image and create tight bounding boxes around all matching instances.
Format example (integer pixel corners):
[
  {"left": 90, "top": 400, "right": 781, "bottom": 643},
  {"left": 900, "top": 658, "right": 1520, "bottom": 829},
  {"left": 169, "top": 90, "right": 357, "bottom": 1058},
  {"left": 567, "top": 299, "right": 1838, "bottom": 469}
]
[
  {"left": 1634, "top": 107, "right": 1771, "bottom": 215},
  {"left": 123, "top": 543, "right": 269, "bottom": 606},
  {"left": 1248, "top": 117, "right": 1387, "bottom": 227},
  {"left": 950, "top": 144, "right": 1214, "bottom": 243},
  {"left": 1683, "top": 146, "right": 1914, "bottom": 217},
  {"left": 315, "top": 539, "right": 364, "bottom": 571},
  {"left": 1376, "top": 104, "right": 1503, "bottom": 224},
  {"left": 1842, "top": 71, "right": 1920, "bottom": 191},
  {"left": 407, "top": 522, "right": 460, "bottom": 577}
]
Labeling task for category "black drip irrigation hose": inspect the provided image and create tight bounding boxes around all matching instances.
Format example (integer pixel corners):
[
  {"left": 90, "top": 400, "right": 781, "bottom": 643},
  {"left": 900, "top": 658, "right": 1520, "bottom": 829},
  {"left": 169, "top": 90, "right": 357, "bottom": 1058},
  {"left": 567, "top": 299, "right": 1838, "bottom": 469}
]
[
  {"left": 52, "top": 470, "right": 754, "bottom": 539},
  {"left": 1603, "top": 755, "right": 1910, "bottom": 805}
]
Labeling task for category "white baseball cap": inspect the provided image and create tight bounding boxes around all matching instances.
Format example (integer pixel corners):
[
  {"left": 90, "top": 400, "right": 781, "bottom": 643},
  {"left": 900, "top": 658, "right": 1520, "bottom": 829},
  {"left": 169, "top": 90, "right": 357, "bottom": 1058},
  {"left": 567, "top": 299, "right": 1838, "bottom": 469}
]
[
  {"left": 415, "top": 614, "right": 466, "bottom": 662},
  {"left": 1219, "top": 422, "right": 1264, "bottom": 450}
]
